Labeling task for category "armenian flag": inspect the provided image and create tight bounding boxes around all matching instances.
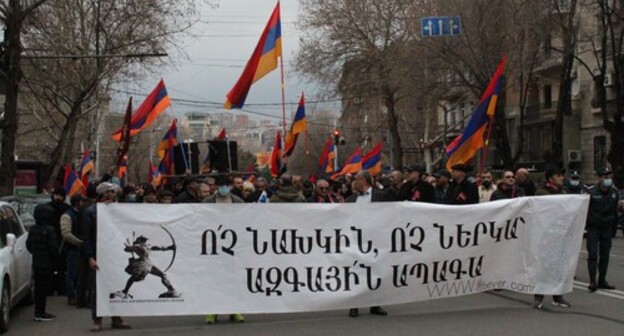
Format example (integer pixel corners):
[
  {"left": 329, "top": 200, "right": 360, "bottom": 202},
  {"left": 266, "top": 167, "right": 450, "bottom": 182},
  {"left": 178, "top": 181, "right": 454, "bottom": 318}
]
[
  {"left": 319, "top": 138, "right": 336, "bottom": 174},
  {"left": 118, "top": 156, "right": 127, "bottom": 179},
  {"left": 148, "top": 162, "right": 162, "bottom": 188},
  {"left": 331, "top": 148, "right": 362, "bottom": 179},
  {"left": 157, "top": 120, "right": 179, "bottom": 160},
  {"left": 63, "top": 164, "right": 85, "bottom": 197},
  {"left": 270, "top": 131, "right": 284, "bottom": 177},
  {"left": 79, "top": 149, "right": 94, "bottom": 187},
  {"left": 112, "top": 79, "right": 171, "bottom": 141},
  {"left": 362, "top": 144, "right": 382, "bottom": 176},
  {"left": 445, "top": 57, "right": 507, "bottom": 171},
  {"left": 224, "top": 3, "right": 282, "bottom": 109},
  {"left": 115, "top": 97, "right": 132, "bottom": 168},
  {"left": 284, "top": 93, "right": 307, "bottom": 157}
]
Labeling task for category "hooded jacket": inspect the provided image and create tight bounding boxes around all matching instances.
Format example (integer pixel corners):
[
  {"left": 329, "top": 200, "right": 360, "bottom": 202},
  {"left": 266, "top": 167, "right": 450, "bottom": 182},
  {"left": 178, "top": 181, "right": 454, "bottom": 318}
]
[
  {"left": 26, "top": 204, "right": 59, "bottom": 268},
  {"left": 270, "top": 185, "right": 306, "bottom": 203}
]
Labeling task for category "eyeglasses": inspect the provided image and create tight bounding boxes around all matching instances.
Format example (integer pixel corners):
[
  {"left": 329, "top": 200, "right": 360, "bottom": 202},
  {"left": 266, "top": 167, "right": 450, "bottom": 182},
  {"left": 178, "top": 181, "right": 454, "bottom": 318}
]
[{"left": 504, "top": 176, "right": 515, "bottom": 179}]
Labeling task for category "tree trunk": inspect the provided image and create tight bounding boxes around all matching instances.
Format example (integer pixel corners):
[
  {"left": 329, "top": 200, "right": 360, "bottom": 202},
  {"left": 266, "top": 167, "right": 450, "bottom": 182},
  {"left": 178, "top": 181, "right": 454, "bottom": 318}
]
[
  {"left": 0, "top": 2, "right": 23, "bottom": 196},
  {"left": 46, "top": 104, "right": 81, "bottom": 187},
  {"left": 492, "top": 77, "right": 513, "bottom": 169},
  {"left": 383, "top": 86, "right": 403, "bottom": 169}
]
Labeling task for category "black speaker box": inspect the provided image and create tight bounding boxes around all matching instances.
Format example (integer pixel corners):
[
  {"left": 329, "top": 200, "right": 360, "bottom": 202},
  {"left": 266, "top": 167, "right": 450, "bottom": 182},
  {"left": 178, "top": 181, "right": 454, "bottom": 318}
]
[
  {"left": 208, "top": 140, "right": 238, "bottom": 172},
  {"left": 173, "top": 143, "right": 200, "bottom": 174}
]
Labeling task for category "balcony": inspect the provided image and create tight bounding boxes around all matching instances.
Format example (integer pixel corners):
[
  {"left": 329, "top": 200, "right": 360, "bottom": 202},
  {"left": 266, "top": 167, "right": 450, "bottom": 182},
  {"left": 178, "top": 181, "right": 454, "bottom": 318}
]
[{"left": 524, "top": 101, "right": 556, "bottom": 123}]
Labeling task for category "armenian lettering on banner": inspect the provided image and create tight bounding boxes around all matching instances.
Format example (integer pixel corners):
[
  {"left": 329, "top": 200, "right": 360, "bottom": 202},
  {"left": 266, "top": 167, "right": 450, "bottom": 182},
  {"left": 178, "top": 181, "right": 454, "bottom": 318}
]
[{"left": 96, "top": 195, "right": 589, "bottom": 316}]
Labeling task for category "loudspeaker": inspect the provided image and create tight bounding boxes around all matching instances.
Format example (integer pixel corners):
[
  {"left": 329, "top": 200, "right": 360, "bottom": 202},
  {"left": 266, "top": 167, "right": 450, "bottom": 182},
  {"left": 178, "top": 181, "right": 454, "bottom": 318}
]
[
  {"left": 173, "top": 143, "right": 200, "bottom": 174},
  {"left": 208, "top": 140, "right": 238, "bottom": 172}
]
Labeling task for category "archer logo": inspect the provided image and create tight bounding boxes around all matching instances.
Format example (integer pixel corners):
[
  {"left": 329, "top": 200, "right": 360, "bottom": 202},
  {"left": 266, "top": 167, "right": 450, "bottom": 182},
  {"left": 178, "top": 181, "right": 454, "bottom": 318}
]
[{"left": 110, "top": 225, "right": 181, "bottom": 299}]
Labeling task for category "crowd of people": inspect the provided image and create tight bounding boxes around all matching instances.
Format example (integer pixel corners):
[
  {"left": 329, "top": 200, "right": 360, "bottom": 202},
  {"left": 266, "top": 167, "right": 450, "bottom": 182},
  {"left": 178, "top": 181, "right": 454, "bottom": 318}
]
[{"left": 23, "top": 162, "right": 624, "bottom": 331}]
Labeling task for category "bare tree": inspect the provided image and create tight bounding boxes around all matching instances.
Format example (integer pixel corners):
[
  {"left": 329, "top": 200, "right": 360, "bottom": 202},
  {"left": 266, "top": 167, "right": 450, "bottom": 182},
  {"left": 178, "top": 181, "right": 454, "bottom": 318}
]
[
  {"left": 19, "top": 0, "right": 219, "bottom": 187},
  {"left": 0, "top": 0, "right": 50, "bottom": 196},
  {"left": 296, "top": 0, "right": 419, "bottom": 169},
  {"left": 417, "top": 0, "right": 550, "bottom": 169}
]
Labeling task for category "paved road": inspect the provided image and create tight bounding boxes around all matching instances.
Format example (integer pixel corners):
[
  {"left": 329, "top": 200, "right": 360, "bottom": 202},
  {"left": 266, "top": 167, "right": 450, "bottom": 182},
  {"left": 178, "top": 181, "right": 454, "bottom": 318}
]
[{"left": 6, "top": 236, "right": 624, "bottom": 336}]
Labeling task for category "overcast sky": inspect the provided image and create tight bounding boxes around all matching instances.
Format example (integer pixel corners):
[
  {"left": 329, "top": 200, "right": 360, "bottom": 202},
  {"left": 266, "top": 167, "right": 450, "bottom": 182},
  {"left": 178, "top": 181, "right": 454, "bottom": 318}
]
[{"left": 117, "top": 0, "right": 333, "bottom": 124}]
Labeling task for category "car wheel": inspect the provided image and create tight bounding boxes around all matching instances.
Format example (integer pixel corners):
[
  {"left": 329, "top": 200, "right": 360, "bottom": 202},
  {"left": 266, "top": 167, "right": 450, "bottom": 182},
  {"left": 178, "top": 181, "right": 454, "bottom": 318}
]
[{"left": 0, "top": 281, "right": 10, "bottom": 333}]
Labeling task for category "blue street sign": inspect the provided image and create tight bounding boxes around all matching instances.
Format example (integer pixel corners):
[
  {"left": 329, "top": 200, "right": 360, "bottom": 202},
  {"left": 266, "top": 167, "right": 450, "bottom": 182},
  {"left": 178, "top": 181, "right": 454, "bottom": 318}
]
[{"left": 421, "top": 16, "right": 461, "bottom": 37}]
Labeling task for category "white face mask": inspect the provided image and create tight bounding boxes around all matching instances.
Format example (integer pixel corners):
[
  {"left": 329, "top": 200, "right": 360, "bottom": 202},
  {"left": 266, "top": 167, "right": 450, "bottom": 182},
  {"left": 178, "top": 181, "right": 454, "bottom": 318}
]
[
  {"left": 602, "top": 178, "right": 613, "bottom": 189},
  {"left": 217, "top": 185, "right": 231, "bottom": 197},
  {"left": 569, "top": 180, "right": 580, "bottom": 187}
]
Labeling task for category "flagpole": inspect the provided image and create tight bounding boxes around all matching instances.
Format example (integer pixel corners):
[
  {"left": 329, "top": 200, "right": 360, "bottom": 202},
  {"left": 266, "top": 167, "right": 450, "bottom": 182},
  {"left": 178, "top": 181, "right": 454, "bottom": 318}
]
[
  {"left": 479, "top": 118, "right": 496, "bottom": 179},
  {"left": 279, "top": 55, "right": 287, "bottom": 142},
  {"left": 305, "top": 130, "right": 310, "bottom": 175}
]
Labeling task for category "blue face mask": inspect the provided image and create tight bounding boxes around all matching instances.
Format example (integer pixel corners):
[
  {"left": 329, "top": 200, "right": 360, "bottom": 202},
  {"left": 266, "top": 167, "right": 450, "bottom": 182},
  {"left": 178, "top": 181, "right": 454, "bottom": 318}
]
[
  {"left": 602, "top": 178, "right": 613, "bottom": 189},
  {"left": 127, "top": 194, "right": 137, "bottom": 202},
  {"left": 217, "top": 185, "right": 230, "bottom": 197}
]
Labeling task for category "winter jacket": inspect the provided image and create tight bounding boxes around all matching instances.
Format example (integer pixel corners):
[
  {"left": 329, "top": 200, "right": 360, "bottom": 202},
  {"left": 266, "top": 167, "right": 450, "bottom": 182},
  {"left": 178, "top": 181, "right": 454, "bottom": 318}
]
[
  {"left": 490, "top": 183, "right": 526, "bottom": 201},
  {"left": 270, "top": 185, "right": 307, "bottom": 203},
  {"left": 26, "top": 204, "right": 59, "bottom": 269},
  {"left": 586, "top": 185, "right": 619, "bottom": 230}
]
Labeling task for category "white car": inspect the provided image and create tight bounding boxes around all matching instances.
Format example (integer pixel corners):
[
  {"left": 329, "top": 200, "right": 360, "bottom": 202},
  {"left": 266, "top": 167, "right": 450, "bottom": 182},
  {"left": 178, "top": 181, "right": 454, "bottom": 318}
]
[{"left": 0, "top": 202, "right": 33, "bottom": 333}]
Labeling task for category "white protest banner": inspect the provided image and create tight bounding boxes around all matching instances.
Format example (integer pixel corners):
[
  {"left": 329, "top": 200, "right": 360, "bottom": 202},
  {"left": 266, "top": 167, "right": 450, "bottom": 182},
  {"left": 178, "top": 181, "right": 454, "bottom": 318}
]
[{"left": 96, "top": 195, "right": 589, "bottom": 316}]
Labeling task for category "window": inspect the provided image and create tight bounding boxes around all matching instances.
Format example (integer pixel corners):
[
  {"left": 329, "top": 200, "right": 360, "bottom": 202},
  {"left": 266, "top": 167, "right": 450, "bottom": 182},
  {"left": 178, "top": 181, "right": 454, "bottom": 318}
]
[
  {"left": 543, "top": 85, "right": 552, "bottom": 109},
  {"left": 594, "top": 136, "right": 607, "bottom": 171}
]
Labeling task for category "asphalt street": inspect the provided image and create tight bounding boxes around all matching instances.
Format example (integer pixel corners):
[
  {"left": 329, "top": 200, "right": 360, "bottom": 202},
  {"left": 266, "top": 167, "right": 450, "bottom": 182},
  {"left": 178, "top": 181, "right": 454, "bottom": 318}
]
[{"left": 6, "top": 235, "right": 624, "bottom": 336}]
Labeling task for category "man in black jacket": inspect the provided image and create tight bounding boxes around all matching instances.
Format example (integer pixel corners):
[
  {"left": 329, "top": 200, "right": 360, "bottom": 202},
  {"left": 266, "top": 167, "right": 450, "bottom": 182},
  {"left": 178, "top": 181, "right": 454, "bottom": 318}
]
[
  {"left": 26, "top": 204, "right": 59, "bottom": 322},
  {"left": 586, "top": 167, "right": 619, "bottom": 292},
  {"left": 398, "top": 164, "right": 435, "bottom": 203},
  {"left": 444, "top": 164, "right": 479, "bottom": 205},
  {"left": 347, "top": 170, "right": 389, "bottom": 317}
]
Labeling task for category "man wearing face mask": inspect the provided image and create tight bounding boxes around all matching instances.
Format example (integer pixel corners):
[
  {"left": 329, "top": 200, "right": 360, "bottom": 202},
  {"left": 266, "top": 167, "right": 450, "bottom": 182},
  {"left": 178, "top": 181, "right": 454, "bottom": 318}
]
[
  {"left": 585, "top": 167, "right": 619, "bottom": 292},
  {"left": 564, "top": 170, "right": 585, "bottom": 194},
  {"left": 202, "top": 175, "right": 244, "bottom": 324},
  {"left": 478, "top": 169, "right": 497, "bottom": 203},
  {"left": 202, "top": 176, "right": 244, "bottom": 204}
]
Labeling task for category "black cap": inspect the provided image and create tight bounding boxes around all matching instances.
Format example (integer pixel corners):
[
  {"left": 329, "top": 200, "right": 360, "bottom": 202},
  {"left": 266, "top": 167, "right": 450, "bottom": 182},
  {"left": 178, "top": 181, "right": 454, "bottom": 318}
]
[
  {"left": 215, "top": 175, "right": 229, "bottom": 186},
  {"left": 596, "top": 167, "right": 613, "bottom": 176},
  {"left": 405, "top": 164, "right": 425, "bottom": 173},
  {"left": 450, "top": 164, "right": 472, "bottom": 173},
  {"left": 544, "top": 165, "right": 565, "bottom": 180},
  {"left": 569, "top": 170, "right": 580, "bottom": 178},
  {"left": 436, "top": 169, "right": 451, "bottom": 178}
]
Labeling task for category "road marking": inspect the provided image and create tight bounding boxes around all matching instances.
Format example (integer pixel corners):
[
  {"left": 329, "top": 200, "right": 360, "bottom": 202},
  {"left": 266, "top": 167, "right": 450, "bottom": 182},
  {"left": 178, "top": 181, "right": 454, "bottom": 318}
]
[{"left": 573, "top": 280, "right": 624, "bottom": 300}]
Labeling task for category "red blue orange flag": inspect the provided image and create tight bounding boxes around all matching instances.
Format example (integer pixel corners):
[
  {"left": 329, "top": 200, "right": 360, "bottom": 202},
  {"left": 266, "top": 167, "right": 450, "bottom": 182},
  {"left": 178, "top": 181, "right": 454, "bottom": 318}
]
[
  {"left": 115, "top": 97, "right": 132, "bottom": 168},
  {"left": 148, "top": 162, "right": 162, "bottom": 188},
  {"left": 63, "top": 164, "right": 85, "bottom": 197},
  {"left": 117, "top": 156, "right": 127, "bottom": 179},
  {"left": 331, "top": 148, "right": 362, "bottom": 180},
  {"left": 157, "top": 119, "right": 179, "bottom": 160},
  {"left": 362, "top": 144, "right": 383, "bottom": 176},
  {"left": 158, "top": 120, "right": 177, "bottom": 175},
  {"left": 270, "top": 131, "right": 284, "bottom": 178},
  {"left": 319, "top": 138, "right": 336, "bottom": 174},
  {"left": 112, "top": 79, "right": 171, "bottom": 141},
  {"left": 284, "top": 93, "right": 307, "bottom": 157},
  {"left": 445, "top": 57, "right": 507, "bottom": 171},
  {"left": 224, "top": 3, "right": 282, "bottom": 109},
  {"left": 79, "top": 149, "right": 94, "bottom": 187}
]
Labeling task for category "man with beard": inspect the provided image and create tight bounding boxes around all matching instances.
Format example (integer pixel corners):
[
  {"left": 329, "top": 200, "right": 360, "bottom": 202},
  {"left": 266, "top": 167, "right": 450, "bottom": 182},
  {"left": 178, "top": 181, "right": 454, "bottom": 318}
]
[
  {"left": 308, "top": 179, "right": 337, "bottom": 203},
  {"left": 490, "top": 170, "right": 525, "bottom": 201},
  {"left": 478, "top": 169, "right": 497, "bottom": 203}
]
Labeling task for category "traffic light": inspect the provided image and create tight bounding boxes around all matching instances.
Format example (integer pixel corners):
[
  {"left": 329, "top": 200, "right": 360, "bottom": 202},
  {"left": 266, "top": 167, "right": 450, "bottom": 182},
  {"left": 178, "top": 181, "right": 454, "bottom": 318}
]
[
  {"left": 333, "top": 130, "right": 340, "bottom": 144},
  {"left": 333, "top": 130, "right": 345, "bottom": 145}
]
